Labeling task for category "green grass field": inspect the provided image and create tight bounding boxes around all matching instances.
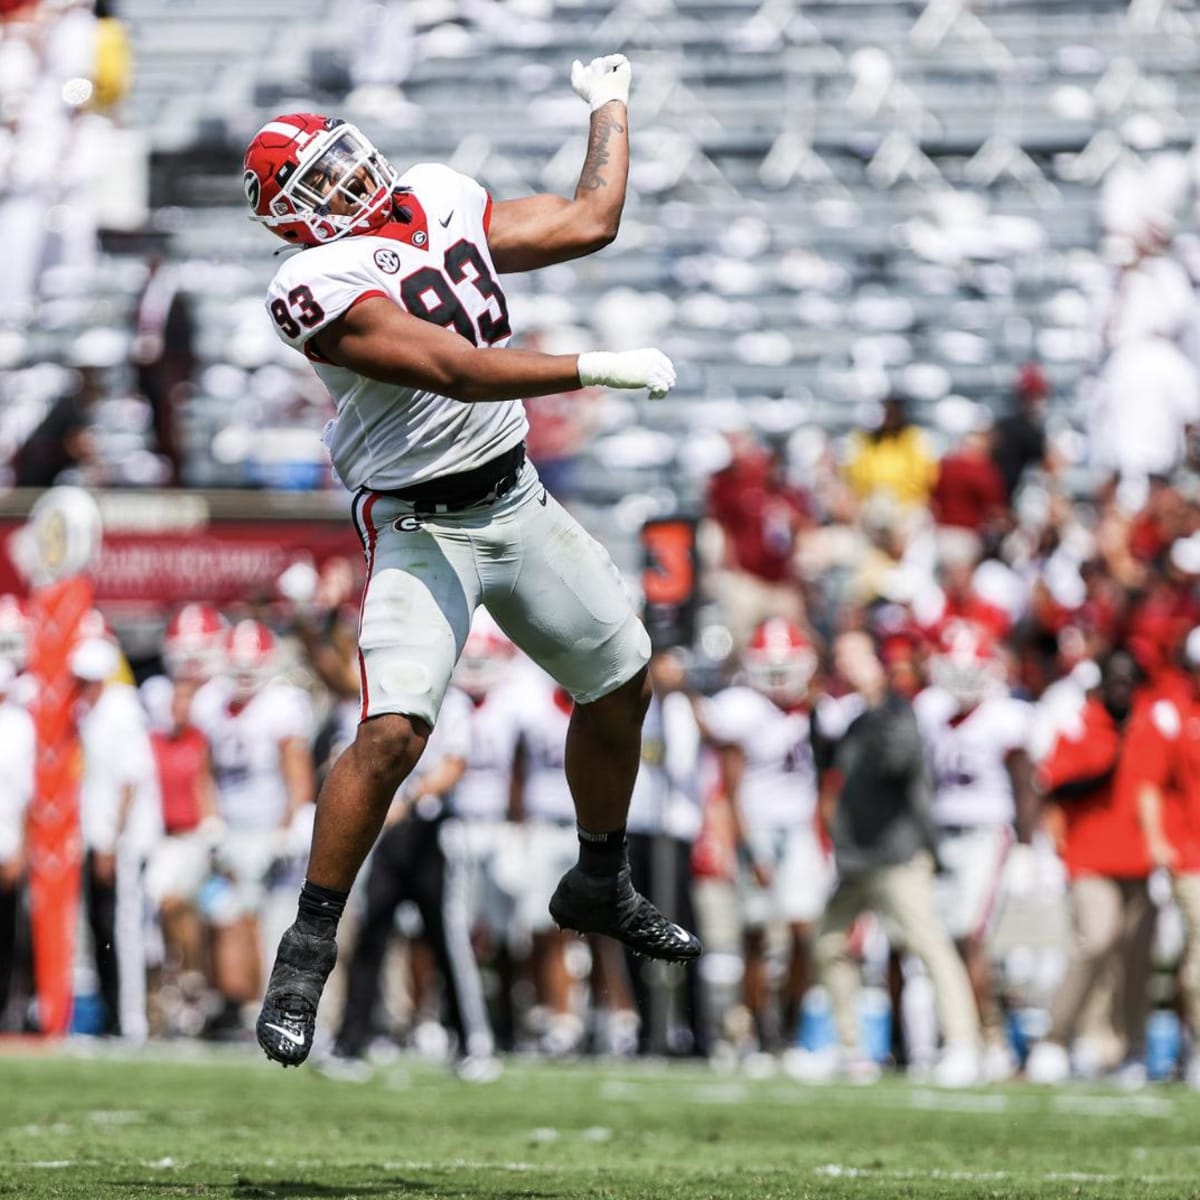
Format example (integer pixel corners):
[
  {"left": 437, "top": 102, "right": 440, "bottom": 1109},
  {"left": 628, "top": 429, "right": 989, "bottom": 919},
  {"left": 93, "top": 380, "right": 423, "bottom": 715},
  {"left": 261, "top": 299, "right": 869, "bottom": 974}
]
[{"left": 2, "top": 1046, "right": 1199, "bottom": 1199}]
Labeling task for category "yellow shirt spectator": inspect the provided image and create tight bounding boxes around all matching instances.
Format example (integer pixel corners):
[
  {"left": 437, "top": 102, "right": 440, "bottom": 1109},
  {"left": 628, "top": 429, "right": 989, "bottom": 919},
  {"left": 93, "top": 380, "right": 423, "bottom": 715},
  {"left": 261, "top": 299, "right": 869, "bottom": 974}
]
[{"left": 843, "top": 402, "right": 939, "bottom": 509}]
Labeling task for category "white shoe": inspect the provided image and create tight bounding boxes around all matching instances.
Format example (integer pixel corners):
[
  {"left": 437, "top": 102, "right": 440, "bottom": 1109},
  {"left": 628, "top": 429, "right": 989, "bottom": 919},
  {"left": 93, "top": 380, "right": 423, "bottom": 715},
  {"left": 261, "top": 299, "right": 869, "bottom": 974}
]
[
  {"left": 1186, "top": 1057, "right": 1200, "bottom": 1091},
  {"left": 841, "top": 1052, "right": 882, "bottom": 1085},
  {"left": 781, "top": 1046, "right": 838, "bottom": 1084},
  {"left": 455, "top": 1054, "right": 503, "bottom": 1084},
  {"left": 1025, "top": 1041, "right": 1070, "bottom": 1085},
  {"left": 982, "top": 1042, "right": 1017, "bottom": 1083},
  {"left": 741, "top": 1050, "right": 779, "bottom": 1080},
  {"left": 1108, "top": 1059, "right": 1147, "bottom": 1091},
  {"left": 932, "top": 1042, "right": 980, "bottom": 1089}
]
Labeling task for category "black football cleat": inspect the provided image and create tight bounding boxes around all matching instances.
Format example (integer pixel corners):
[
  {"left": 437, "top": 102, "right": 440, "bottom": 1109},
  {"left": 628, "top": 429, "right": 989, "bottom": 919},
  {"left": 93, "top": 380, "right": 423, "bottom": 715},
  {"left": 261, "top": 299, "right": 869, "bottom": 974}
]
[
  {"left": 549, "top": 863, "right": 702, "bottom": 963},
  {"left": 255, "top": 923, "right": 338, "bottom": 1068}
]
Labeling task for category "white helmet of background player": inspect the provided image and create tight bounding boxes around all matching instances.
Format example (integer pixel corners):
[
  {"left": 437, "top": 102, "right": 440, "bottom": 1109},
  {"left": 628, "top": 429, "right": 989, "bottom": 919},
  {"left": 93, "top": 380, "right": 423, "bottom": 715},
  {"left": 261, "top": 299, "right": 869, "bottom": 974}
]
[
  {"left": 452, "top": 610, "right": 515, "bottom": 699},
  {"left": 164, "top": 603, "right": 227, "bottom": 681},
  {"left": 0, "top": 595, "right": 29, "bottom": 671},
  {"left": 743, "top": 618, "right": 817, "bottom": 706},
  {"left": 225, "top": 619, "right": 276, "bottom": 702},
  {"left": 929, "top": 618, "right": 1002, "bottom": 711}
]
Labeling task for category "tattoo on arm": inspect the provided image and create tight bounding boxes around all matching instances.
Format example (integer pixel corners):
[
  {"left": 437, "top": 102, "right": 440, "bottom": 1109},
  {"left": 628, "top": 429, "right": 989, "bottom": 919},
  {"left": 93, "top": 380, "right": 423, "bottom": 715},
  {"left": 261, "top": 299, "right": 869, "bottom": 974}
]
[{"left": 579, "top": 110, "right": 625, "bottom": 192}]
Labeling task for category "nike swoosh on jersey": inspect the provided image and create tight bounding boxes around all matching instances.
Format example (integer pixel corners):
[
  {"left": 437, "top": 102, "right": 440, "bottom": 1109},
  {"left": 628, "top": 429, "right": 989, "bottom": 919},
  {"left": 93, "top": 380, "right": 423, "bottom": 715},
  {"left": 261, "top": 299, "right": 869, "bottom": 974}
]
[
  {"left": 263, "top": 1022, "right": 307, "bottom": 1046},
  {"left": 439, "top": 211, "right": 454, "bottom": 227},
  {"left": 538, "top": 490, "right": 548, "bottom": 506}
]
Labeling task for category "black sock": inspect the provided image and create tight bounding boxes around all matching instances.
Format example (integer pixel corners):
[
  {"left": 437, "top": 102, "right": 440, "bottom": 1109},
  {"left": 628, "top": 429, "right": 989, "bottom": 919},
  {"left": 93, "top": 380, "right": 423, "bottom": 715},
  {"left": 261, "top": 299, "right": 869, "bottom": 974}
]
[
  {"left": 296, "top": 880, "right": 349, "bottom": 936},
  {"left": 577, "top": 825, "right": 627, "bottom": 878}
]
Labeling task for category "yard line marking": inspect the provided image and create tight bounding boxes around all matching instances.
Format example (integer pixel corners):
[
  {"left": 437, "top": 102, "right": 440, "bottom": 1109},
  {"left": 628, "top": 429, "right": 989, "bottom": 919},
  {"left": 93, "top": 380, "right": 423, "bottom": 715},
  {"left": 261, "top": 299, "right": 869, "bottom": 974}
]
[
  {"left": 1052, "top": 1094, "right": 1174, "bottom": 1119},
  {"left": 908, "top": 1088, "right": 1011, "bottom": 1113}
]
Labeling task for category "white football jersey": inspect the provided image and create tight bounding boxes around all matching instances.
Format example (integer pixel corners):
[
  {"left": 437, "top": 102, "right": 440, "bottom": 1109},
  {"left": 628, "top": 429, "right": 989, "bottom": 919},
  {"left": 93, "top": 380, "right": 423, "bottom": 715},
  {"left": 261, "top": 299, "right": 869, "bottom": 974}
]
[
  {"left": 194, "top": 678, "right": 314, "bottom": 831},
  {"left": 915, "top": 686, "right": 1032, "bottom": 829},
  {"left": 627, "top": 691, "right": 704, "bottom": 841},
  {"left": 265, "top": 162, "right": 527, "bottom": 490},
  {"left": 78, "top": 683, "right": 163, "bottom": 856},
  {"left": 512, "top": 672, "right": 574, "bottom": 824},
  {"left": 0, "top": 698, "right": 35, "bottom": 860},
  {"left": 703, "top": 686, "right": 817, "bottom": 831},
  {"left": 440, "top": 684, "right": 522, "bottom": 822}
]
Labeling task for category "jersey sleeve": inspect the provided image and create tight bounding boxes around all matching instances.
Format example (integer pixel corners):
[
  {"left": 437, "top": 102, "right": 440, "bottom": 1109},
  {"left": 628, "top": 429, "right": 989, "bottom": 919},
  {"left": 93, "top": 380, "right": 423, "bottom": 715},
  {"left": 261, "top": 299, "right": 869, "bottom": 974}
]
[
  {"left": 430, "top": 687, "right": 473, "bottom": 761},
  {"left": 269, "top": 686, "right": 315, "bottom": 744},
  {"left": 702, "top": 688, "right": 761, "bottom": 747},
  {"left": 265, "top": 245, "right": 389, "bottom": 359},
  {"left": 1000, "top": 698, "right": 1035, "bottom": 755}
]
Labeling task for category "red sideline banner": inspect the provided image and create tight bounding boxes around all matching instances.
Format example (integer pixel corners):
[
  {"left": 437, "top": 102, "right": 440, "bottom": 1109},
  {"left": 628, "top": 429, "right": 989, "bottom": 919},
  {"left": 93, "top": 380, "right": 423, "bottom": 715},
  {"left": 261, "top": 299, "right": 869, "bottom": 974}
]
[{"left": 0, "top": 491, "right": 363, "bottom": 610}]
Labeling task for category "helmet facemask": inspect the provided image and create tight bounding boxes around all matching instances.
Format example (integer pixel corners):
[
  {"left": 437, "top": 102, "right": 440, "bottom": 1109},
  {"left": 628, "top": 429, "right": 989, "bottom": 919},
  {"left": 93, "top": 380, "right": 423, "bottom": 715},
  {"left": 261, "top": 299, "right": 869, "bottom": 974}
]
[{"left": 261, "top": 125, "right": 398, "bottom": 245}]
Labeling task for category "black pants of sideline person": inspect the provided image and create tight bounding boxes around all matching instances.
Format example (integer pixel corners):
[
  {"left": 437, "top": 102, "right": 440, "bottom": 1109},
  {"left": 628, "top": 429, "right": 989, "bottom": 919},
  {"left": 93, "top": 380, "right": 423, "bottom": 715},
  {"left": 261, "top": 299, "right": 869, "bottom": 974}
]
[
  {"left": 335, "top": 815, "right": 491, "bottom": 1060},
  {"left": 624, "top": 833, "right": 709, "bottom": 1057},
  {"left": 84, "top": 851, "right": 120, "bottom": 1036}
]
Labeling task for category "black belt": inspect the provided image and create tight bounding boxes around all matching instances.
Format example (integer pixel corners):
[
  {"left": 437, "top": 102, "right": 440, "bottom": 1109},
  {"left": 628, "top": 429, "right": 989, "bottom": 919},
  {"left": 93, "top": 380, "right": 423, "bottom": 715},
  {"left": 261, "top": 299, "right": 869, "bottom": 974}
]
[{"left": 371, "top": 442, "right": 526, "bottom": 514}]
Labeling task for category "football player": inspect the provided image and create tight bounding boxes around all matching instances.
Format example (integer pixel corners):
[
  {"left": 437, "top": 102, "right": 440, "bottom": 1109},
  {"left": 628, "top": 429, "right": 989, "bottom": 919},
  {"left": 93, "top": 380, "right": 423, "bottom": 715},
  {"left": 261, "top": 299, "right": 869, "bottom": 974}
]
[
  {"left": 242, "top": 54, "right": 699, "bottom": 1066},
  {"left": 443, "top": 614, "right": 524, "bottom": 966},
  {"left": 914, "top": 619, "right": 1036, "bottom": 1080},
  {"left": 193, "top": 620, "right": 315, "bottom": 1030},
  {"left": 705, "top": 619, "right": 830, "bottom": 1053},
  {"left": 140, "top": 603, "right": 227, "bottom": 731}
]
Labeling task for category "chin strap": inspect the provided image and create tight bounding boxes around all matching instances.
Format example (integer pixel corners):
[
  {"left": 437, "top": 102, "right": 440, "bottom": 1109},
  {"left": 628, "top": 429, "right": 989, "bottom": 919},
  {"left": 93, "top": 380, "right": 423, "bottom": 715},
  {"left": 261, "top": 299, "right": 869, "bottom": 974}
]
[{"left": 391, "top": 188, "right": 413, "bottom": 224}]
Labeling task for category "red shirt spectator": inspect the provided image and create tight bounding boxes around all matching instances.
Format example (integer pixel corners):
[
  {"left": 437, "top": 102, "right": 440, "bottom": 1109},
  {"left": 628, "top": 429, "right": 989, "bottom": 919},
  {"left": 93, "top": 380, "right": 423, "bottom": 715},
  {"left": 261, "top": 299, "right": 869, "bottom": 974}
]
[
  {"left": 151, "top": 725, "right": 209, "bottom": 835},
  {"left": 707, "top": 445, "right": 810, "bottom": 584},
  {"left": 1123, "top": 693, "right": 1200, "bottom": 873},
  {"left": 1040, "top": 698, "right": 1150, "bottom": 879},
  {"left": 931, "top": 443, "right": 1007, "bottom": 533}
]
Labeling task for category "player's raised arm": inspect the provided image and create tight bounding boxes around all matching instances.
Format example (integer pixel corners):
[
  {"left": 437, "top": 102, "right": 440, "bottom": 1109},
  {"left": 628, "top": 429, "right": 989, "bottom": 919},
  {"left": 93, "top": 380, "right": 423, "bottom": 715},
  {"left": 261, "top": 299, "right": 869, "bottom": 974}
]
[
  {"left": 486, "top": 54, "right": 631, "bottom": 274},
  {"left": 312, "top": 295, "right": 674, "bottom": 402}
]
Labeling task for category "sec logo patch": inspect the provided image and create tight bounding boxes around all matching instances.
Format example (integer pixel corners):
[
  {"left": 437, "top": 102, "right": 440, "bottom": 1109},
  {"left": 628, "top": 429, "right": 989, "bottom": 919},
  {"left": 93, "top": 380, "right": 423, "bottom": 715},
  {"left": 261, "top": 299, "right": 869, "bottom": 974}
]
[{"left": 373, "top": 248, "right": 401, "bottom": 274}]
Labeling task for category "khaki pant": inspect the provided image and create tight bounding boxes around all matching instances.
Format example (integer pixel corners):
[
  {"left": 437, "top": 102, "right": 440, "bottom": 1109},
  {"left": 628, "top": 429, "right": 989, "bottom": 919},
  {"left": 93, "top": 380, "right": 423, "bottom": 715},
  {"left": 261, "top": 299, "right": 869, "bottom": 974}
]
[
  {"left": 712, "top": 569, "right": 803, "bottom": 651},
  {"left": 1172, "top": 874, "right": 1200, "bottom": 1035},
  {"left": 816, "top": 853, "right": 980, "bottom": 1050},
  {"left": 1047, "top": 875, "right": 1154, "bottom": 1061}
]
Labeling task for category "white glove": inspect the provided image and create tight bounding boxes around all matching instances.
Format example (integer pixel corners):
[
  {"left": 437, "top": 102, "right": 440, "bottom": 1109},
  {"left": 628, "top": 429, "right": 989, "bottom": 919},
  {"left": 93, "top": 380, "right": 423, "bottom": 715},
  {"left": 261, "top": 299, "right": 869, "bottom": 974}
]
[
  {"left": 578, "top": 348, "right": 676, "bottom": 399},
  {"left": 571, "top": 53, "right": 632, "bottom": 112}
]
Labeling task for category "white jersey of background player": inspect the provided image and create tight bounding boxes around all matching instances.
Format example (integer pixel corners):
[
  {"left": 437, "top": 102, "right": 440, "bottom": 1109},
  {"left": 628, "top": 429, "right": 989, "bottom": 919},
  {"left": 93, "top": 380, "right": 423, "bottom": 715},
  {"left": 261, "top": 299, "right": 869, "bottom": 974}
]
[
  {"left": 915, "top": 620, "right": 1035, "bottom": 1079},
  {"left": 439, "top": 613, "right": 526, "bottom": 942},
  {"left": 445, "top": 612, "right": 522, "bottom": 825},
  {"left": 705, "top": 618, "right": 830, "bottom": 1051},
  {"left": 510, "top": 667, "right": 577, "bottom": 937},
  {"left": 193, "top": 620, "right": 315, "bottom": 838}
]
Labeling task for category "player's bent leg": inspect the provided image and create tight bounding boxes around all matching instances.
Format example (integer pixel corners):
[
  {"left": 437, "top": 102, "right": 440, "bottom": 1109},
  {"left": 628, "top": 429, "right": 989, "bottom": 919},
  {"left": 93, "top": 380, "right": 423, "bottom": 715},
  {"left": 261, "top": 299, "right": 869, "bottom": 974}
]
[
  {"left": 548, "top": 671, "right": 702, "bottom": 964},
  {"left": 258, "top": 712, "right": 429, "bottom": 1068},
  {"left": 486, "top": 484, "right": 699, "bottom": 963}
]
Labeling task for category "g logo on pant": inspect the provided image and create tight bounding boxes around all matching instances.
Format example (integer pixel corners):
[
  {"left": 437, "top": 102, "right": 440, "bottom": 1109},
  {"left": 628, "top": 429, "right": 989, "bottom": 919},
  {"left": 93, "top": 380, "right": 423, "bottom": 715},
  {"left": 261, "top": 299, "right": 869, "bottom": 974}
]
[{"left": 393, "top": 515, "right": 423, "bottom": 532}]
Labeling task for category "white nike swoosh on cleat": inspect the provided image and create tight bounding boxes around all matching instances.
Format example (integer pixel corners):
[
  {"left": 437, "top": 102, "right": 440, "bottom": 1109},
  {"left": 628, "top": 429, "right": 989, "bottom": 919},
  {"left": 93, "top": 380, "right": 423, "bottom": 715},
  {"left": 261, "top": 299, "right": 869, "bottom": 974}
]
[{"left": 263, "top": 1022, "right": 308, "bottom": 1047}]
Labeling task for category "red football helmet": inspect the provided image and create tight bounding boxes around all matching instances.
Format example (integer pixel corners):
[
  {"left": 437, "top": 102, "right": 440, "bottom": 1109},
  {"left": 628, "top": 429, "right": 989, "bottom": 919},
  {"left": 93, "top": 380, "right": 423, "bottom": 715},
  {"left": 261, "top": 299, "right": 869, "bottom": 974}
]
[
  {"left": 453, "top": 610, "right": 515, "bottom": 698},
  {"left": 0, "top": 594, "right": 29, "bottom": 671},
  {"left": 743, "top": 618, "right": 816, "bottom": 704},
  {"left": 164, "top": 603, "right": 227, "bottom": 681},
  {"left": 929, "top": 619, "right": 1002, "bottom": 710},
  {"left": 225, "top": 619, "right": 276, "bottom": 701},
  {"left": 243, "top": 113, "right": 399, "bottom": 246}
]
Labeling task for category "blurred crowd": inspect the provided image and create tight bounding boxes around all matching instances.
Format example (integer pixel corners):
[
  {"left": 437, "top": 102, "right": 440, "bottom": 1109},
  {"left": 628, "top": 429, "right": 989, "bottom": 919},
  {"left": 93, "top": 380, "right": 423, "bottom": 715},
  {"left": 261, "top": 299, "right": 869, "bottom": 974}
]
[{"left": 9, "top": 349, "right": 1200, "bottom": 1089}]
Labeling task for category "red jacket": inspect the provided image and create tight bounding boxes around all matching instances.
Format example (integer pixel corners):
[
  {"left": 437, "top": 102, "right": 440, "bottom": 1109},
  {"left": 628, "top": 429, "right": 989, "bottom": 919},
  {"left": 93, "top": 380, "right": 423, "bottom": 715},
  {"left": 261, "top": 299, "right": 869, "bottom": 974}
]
[
  {"left": 1040, "top": 699, "right": 1150, "bottom": 879},
  {"left": 1123, "top": 690, "right": 1200, "bottom": 873}
]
